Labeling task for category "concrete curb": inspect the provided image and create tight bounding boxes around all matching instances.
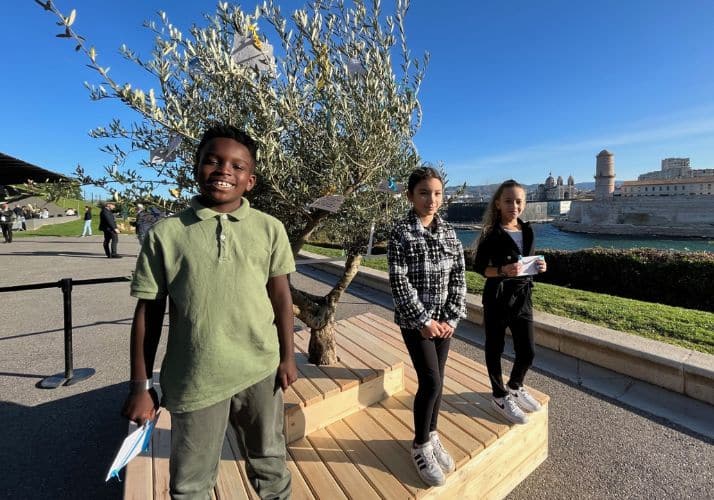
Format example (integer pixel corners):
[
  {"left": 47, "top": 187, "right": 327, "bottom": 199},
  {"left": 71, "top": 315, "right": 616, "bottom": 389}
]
[{"left": 298, "top": 251, "right": 714, "bottom": 406}]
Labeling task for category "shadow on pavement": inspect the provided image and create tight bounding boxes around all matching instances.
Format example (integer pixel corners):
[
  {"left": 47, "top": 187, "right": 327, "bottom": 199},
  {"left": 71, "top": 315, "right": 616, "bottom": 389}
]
[{"left": 0, "top": 383, "right": 128, "bottom": 500}]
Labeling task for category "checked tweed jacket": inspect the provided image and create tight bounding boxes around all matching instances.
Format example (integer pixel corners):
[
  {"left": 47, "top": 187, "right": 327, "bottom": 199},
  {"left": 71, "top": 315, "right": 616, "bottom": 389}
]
[{"left": 387, "top": 209, "right": 467, "bottom": 330}]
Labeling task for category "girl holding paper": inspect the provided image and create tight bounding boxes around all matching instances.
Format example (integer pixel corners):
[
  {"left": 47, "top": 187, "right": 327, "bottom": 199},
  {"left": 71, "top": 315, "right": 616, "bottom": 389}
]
[{"left": 473, "top": 179, "right": 546, "bottom": 425}]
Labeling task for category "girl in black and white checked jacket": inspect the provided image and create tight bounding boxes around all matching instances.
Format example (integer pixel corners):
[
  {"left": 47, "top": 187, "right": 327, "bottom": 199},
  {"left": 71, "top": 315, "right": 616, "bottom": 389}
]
[{"left": 387, "top": 167, "right": 466, "bottom": 487}]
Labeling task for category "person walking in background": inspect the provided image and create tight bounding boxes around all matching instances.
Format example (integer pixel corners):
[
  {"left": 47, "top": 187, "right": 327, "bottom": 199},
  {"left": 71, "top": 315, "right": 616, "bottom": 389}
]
[
  {"left": 81, "top": 206, "right": 93, "bottom": 237},
  {"left": 133, "top": 203, "right": 164, "bottom": 245},
  {"left": 387, "top": 166, "right": 467, "bottom": 487},
  {"left": 473, "top": 179, "right": 547, "bottom": 425},
  {"left": 1, "top": 202, "right": 15, "bottom": 243},
  {"left": 122, "top": 125, "right": 297, "bottom": 499},
  {"left": 99, "top": 202, "right": 120, "bottom": 258}
]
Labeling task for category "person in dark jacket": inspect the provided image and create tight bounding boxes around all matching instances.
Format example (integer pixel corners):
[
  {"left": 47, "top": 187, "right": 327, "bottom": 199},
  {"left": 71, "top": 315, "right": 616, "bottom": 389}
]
[
  {"left": 1, "top": 202, "right": 15, "bottom": 243},
  {"left": 473, "top": 179, "right": 547, "bottom": 425},
  {"left": 99, "top": 202, "right": 120, "bottom": 258},
  {"left": 134, "top": 204, "right": 164, "bottom": 245}
]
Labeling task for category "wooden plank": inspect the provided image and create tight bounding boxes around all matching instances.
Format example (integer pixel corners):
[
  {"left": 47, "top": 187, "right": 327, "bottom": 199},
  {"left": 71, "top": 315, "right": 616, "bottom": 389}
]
[
  {"left": 289, "top": 437, "right": 348, "bottom": 500},
  {"left": 334, "top": 325, "right": 393, "bottom": 373},
  {"left": 422, "top": 408, "right": 548, "bottom": 499},
  {"left": 446, "top": 352, "right": 550, "bottom": 405},
  {"left": 285, "top": 364, "right": 404, "bottom": 444},
  {"left": 363, "top": 400, "right": 469, "bottom": 472},
  {"left": 405, "top": 372, "right": 510, "bottom": 438},
  {"left": 296, "top": 327, "right": 376, "bottom": 384},
  {"left": 306, "top": 428, "right": 382, "bottom": 500},
  {"left": 283, "top": 386, "right": 303, "bottom": 410},
  {"left": 123, "top": 421, "right": 154, "bottom": 500},
  {"left": 377, "top": 394, "right": 476, "bottom": 467},
  {"left": 364, "top": 312, "right": 550, "bottom": 406},
  {"left": 152, "top": 410, "right": 172, "bottom": 500},
  {"left": 340, "top": 318, "right": 406, "bottom": 369},
  {"left": 389, "top": 390, "right": 493, "bottom": 454},
  {"left": 214, "top": 435, "right": 250, "bottom": 500},
  {"left": 326, "top": 419, "right": 414, "bottom": 499},
  {"left": 293, "top": 328, "right": 360, "bottom": 392},
  {"left": 346, "top": 317, "right": 508, "bottom": 440},
  {"left": 343, "top": 410, "right": 425, "bottom": 496},
  {"left": 294, "top": 351, "right": 341, "bottom": 400},
  {"left": 225, "top": 426, "right": 260, "bottom": 500},
  {"left": 286, "top": 451, "right": 317, "bottom": 500},
  {"left": 360, "top": 321, "right": 510, "bottom": 437}
]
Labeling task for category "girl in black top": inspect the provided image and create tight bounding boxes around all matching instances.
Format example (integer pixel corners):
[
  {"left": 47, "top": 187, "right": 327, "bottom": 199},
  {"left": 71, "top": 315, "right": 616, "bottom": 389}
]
[{"left": 473, "top": 179, "right": 546, "bottom": 425}]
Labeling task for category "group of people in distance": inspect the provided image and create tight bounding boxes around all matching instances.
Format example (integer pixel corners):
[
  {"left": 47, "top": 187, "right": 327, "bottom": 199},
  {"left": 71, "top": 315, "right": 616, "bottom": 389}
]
[
  {"left": 120, "top": 124, "right": 546, "bottom": 497},
  {"left": 79, "top": 200, "right": 165, "bottom": 259}
]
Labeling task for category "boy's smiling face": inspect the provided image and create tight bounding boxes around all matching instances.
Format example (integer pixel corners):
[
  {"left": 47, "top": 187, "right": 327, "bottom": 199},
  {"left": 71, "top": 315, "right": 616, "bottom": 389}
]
[{"left": 195, "top": 137, "right": 257, "bottom": 213}]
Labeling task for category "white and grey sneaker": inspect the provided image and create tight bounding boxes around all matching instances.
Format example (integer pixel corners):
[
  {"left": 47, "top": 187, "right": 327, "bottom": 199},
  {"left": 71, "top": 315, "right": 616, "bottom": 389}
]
[
  {"left": 509, "top": 386, "right": 542, "bottom": 413},
  {"left": 492, "top": 394, "right": 528, "bottom": 424},
  {"left": 411, "top": 441, "right": 446, "bottom": 486},
  {"left": 429, "top": 431, "right": 455, "bottom": 473}
]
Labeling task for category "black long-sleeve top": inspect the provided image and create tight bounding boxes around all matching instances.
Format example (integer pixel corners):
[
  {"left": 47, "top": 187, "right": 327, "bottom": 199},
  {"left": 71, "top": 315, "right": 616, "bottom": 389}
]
[{"left": 473, "top": 219, "right": 535, "bottom": 306}]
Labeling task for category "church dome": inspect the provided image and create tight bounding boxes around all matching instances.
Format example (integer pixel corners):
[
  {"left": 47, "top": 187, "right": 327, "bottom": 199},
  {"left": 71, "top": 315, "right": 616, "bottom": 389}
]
[
  {"left": 598, "top": 149, "right": 613, "bottom": 157},
  {"left": 567, "top": 174, "right": 575, "bottom": 186},
  {"left": 545, "top": 173, "right": 556, "bottom": 188},
  {"left": 557, "top": 175, "right": 563, "bottom": 185}
]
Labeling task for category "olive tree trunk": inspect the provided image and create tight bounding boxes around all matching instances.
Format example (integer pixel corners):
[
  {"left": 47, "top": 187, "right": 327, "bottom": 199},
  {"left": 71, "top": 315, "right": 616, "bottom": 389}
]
[{"left": 291, "top": 254, "right": 363, "bottom": 365}]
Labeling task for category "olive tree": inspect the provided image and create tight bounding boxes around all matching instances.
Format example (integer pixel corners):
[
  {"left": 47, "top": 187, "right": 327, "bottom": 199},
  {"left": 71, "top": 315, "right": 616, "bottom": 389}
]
[{"left": 38, "top": 0, "right": 427, "bottom": 364}]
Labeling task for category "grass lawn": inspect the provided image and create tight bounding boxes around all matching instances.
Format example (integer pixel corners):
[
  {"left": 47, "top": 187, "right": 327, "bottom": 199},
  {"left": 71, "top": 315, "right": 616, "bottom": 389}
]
[
  {"left": 14, "top": 198, "right": 131, "bottom": 238},
  {"left": 303, "top": 244, "right": 714, "bottom": 355}
]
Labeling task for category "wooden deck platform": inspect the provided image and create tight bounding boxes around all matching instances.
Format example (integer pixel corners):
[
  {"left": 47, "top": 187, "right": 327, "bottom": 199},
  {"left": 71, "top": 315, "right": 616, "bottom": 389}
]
[{"left": 124, "top": 313, "right": 549, "bottom": 499}]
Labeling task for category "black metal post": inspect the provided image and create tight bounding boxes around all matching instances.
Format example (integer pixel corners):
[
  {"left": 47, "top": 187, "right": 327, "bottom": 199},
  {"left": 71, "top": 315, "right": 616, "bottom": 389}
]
[
  {"left": 38, "top": 278, "right": 96, "bottom": 388},
  {"left": 62, "top": 278, "right": 74, "bottom": 380}
]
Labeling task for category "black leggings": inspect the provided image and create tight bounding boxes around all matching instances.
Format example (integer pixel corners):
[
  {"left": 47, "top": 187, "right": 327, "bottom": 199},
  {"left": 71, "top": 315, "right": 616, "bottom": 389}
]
[
  {"left": 483, "top": 308, "right": 535, "bottom": 398},
  {"left": 401, "top": 328, "right": 451, "bottom": 445}
]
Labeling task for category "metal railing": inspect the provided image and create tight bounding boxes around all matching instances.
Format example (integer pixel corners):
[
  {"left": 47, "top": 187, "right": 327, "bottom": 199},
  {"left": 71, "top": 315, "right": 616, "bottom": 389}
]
[{"left": 0, "top": 276, "right": 131, "bottom": 388}]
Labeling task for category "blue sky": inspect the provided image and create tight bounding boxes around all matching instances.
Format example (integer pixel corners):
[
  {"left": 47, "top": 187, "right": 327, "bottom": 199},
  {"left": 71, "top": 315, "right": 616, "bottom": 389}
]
[{"left": 3, "top": 0, "right": 714, "bottom": 195}]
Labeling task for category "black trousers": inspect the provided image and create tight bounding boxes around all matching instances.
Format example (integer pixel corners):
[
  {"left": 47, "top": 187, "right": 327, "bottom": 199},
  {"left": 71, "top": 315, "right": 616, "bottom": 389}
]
[
  {"left": 483, "top": 300, "right": 535, "bottom": 398},
  {"left": 102, "top": 230, "right": 118, "bottom": 257},
  {"left": 401, "top": 328, "right": 451, "bottom": 445},
  {"left": 1, "top": 224, "right": 12, "bottom": 243}
]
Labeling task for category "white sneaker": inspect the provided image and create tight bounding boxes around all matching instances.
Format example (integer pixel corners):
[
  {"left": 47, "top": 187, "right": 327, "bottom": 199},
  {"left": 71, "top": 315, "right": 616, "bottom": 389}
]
[
  {"left": 429, "top": 431, "right": 455, "bottom": 473},
  {"left": 492, "top": 395, "right": 528, "bottom": 424},
  {"left": 411, "top": 441, "right": 445, "bottom": 486},
  {"left": 508, "top": 386, "right": 542, "bottom": 413}
]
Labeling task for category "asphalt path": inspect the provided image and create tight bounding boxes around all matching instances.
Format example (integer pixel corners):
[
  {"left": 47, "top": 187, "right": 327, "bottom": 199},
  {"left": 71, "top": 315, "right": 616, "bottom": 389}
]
[{"left": 0, "top": 236, "right": 711, "bottom": 499}]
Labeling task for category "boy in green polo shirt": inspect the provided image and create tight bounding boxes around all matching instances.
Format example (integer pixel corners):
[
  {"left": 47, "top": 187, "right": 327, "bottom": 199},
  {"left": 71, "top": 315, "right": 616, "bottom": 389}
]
[{"left": 122, "top": 125, "right": 297, "bottom": 499}]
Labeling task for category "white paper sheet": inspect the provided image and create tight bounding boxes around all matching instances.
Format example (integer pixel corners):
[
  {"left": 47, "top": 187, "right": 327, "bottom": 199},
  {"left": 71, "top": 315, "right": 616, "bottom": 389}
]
[
  {"left": 105, "top": 412, "right": 159, "bottom": 481},
  {"left": 517, "top": 255, "right": 544, "bottom": 276}
]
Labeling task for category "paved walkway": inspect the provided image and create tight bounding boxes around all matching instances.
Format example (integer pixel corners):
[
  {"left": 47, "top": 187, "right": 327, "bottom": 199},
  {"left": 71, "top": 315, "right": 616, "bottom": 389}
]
[{"left": 1, "top": 236, "right": 712, "bottom": 499}]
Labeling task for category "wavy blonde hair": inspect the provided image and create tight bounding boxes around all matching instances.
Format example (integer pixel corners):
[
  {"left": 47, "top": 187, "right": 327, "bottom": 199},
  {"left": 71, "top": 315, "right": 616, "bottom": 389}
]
[{"left": 477, "top": 179, "right": 526, "bottom": 245}]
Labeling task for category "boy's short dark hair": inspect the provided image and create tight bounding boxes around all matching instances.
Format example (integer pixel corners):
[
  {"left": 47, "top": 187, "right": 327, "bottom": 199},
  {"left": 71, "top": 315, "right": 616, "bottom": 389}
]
[
  {"left": 194, "top": 125, "right": 258, "bottom": 171},
  {"left": 407, "top": 166, "right": 444, "bottom": 193}
]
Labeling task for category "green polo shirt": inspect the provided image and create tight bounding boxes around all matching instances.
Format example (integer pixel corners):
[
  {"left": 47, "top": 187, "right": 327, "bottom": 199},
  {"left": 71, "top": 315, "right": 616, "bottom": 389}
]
[{"left": 131, "top": 197, "right": 295, "bottom": 412}]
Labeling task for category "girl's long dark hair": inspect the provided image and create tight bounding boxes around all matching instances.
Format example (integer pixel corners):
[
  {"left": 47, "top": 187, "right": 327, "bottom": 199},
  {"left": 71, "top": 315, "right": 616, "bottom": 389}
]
[{"left": 477, "top": 179, "right": 526, "bottom": 244}]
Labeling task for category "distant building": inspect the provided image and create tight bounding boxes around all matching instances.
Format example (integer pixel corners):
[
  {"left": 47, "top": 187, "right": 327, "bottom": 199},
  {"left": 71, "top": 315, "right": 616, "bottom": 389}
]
[
  {"left": 557, "top": 150, "right": 714, "bottom": 237},
  {"left": 621, "top": 177, "right": 714, "bottom": 197},
  {"left": 623, "top": 156, "right": 714, "bottom": 197},
  {"left": 534, "top": 173, "right": 577, "bottom": 201}
]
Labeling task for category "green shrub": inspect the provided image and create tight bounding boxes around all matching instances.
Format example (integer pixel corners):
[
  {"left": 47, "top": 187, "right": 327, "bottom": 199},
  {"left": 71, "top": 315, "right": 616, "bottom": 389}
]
[{"left": 530, "top": 248, "right": 713, "bottom": 312}]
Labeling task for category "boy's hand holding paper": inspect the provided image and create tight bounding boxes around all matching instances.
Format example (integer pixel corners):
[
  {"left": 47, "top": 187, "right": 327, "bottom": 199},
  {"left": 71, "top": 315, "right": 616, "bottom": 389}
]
[{"left": 106, "top": 411, "right": 160, "bottom": 482}]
